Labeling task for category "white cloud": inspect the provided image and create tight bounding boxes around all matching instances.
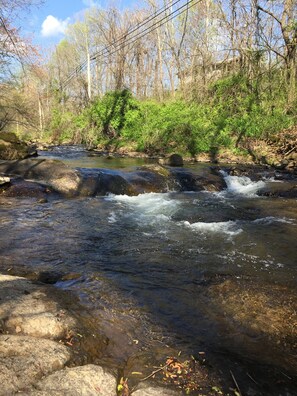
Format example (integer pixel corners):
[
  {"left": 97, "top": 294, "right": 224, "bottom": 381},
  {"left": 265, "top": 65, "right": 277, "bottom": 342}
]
[{"left": 41, "top": 15, "right": 70, "bottom": 37}]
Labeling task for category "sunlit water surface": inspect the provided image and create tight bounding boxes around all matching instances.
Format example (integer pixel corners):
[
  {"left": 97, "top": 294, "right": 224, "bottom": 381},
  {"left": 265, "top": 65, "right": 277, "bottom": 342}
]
[{"left": 1, "top": 146, "right": 296, "bottom": 390}]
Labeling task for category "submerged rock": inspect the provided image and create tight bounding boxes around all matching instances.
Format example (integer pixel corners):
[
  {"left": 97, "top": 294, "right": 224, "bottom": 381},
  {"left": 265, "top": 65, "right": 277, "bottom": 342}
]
[
  {"left": 0, "top": 273, "right": 112, "bottom": 394},
  {"left": 258, "top": 180, "right": 297, "bottom": 198},
  {"left": 205, "top": 278, "right": 297, "bottom": 374}
]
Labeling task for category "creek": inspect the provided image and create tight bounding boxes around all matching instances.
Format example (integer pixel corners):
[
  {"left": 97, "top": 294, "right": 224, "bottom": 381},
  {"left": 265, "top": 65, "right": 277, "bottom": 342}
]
[{"left": 1, "top": 145, "right": 296, "bottom": 395}]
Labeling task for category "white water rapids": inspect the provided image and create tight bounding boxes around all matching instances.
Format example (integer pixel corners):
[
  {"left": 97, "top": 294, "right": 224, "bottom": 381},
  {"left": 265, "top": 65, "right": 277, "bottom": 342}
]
[{"left": 106, "top": 173, "right": 293, "bottom": 239}]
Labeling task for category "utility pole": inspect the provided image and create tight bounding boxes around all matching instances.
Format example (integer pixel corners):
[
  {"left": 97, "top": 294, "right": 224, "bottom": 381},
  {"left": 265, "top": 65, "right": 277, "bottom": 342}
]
[{"left": 87, "top": 51, "right": 91, "bottom": 100}]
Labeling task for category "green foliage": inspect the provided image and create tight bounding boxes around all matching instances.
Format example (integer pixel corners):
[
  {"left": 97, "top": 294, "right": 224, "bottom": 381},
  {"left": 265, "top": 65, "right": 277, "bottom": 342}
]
[
  {"left": 119, "top": 99, "right": 218, "bottom": 156},
  {"left": 45, "top": 78, "right": 295, "bottom": 157},
  {"left": 209, "top": 72, "right": 295, "bottom": 146},
  {"left": 90, "top": 89, "right": 139, "bottom": 138}
]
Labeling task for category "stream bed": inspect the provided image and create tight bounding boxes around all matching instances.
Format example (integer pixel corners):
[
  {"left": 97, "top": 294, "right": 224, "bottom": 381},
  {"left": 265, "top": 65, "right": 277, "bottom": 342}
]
[{"left": 1, "top": 146, "right": 297, "bottom": 395}]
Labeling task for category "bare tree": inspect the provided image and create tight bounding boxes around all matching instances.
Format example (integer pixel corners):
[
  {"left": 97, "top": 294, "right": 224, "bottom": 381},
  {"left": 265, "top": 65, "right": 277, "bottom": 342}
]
[{"left": 257, "top": 0, "right": 297, "bottom": 110}]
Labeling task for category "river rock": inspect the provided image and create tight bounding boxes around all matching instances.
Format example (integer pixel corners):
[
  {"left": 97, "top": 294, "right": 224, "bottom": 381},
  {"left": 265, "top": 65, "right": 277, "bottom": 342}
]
[
  {"left": 138, "top": 164, "right": 170, "bottom": 177},
  {"left": 0, "top": 335, "right": 71, "bottom": 395},
  {"left": 130, "top": 165, "right": 226, "bottom": 193},
  {"left": 0, "top": 275, "right": 76, "bottom": 339},
  {"left": 0, "top": 178, "right": 50, "bottom": 199},
  {"left": 171, "top": 167, "right": 226, "bottom": 192},
  {"left": 125, "top": 165, "right": 171, "bottom": 193},
  {"left": 159, "top": 154, "right": 183, "bottom": 167},
  {"left": 0, "top": 158, "right": 227, "bottom": 197},
  {"left": 0, "top": 158, "right": 82, "bottom": 196},
  {"left": 258, "top": 180, "right": 297, "bottom": 198},
  {"left": 34, "top": 364, "right": 117, "bottom": 395},
  {"left": 95, "top": 172, "right": 137, "bottom": 196},
  {"left": 0, "top": 176, "right": 10, "bottom": 186},
  {"left": 0, "top": 132, "right": 37, "bottom": 160}
]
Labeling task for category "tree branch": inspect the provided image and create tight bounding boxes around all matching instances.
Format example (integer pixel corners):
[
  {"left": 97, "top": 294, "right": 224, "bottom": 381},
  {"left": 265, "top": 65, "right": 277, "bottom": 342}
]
[{"left": 257, "top": 5, "right": 282, "bottom": 27}]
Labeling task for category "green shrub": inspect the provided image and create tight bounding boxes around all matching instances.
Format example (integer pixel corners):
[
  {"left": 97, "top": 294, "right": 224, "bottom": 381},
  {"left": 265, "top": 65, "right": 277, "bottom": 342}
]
[{"left": 44, "top": 75, "right": 296, "bottom": 156}]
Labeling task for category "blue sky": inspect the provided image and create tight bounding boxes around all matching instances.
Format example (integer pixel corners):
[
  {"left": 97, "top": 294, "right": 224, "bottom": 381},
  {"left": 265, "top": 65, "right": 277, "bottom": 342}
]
[{"left": 22, "top": 0, "right": 139, "bottom": 49}]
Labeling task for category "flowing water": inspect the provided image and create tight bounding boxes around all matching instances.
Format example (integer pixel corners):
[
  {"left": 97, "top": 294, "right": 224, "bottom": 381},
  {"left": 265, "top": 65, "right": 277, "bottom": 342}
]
[{"left": 1, "top": 146, "right": 297, "bottom": 394}]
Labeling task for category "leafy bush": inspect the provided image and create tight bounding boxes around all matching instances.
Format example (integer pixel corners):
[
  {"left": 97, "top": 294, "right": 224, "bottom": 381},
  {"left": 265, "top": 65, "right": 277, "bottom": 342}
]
[{"left": 45, "top": 78, "right": 295, "bottom": 157}]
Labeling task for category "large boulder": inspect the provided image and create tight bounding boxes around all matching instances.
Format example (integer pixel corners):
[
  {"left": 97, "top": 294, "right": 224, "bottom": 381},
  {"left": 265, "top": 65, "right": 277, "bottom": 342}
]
[
  {"left": 96, "top": 172, "right": 137, "bottom": 196},
  {"left": 258, "top": 180, "right": 297, "bottom": 198},
  {"left": 0, "top": 158, "right": 82, "bottom": 196},
  {"left": 0, "top": 275, "right": 76, "bottom": 339},
  {"left": 0, "top": 178, "right": 50, "bottom": 199},
  {"left": 0, "top": 335, "right": 71, "bottom": 395},
  {"left": 0, "top": 132, "right": 37, "bottom": 160},
  {"left": 125, "top": 165, "right": 171, "bottom": 193},
  {"left": 123, "top": 165, "right": 226, "bottom": 194}
]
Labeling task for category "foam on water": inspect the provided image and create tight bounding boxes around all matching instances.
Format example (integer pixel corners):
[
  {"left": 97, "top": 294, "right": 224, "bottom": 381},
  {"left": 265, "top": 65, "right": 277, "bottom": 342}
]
[
  {"left": 108, "top": 211, "right": 117, "bottom": 224},
  {"left": 220, "top": 171, "right": 266, "bottom": 197},
  {"left": 106, "top": 192, "right": 180, "bottom": 225},
  {"left": 252, "top": 216, "right": 295, "bottom": 225},
  {"left": 183, "top": 220, "right": 243, "bottom": 236}
]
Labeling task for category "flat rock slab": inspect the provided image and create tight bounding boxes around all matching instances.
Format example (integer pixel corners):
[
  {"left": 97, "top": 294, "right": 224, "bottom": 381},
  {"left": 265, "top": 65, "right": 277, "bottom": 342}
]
[
  {"left": 0, "top": 159, "right": 82, "bottom": 196},
  {"left": 0, "top": 274, "right": 76, "bottom": 339},
  {"left": 0, "top": 335, "right": 71, "bottom": 395},
  {"left": 34, "top": 364, "right": 117, "bottom": 396}
]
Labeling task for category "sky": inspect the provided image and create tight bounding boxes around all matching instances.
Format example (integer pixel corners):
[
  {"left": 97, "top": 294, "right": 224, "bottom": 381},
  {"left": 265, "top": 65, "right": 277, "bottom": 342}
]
[{"left": 21, "top": 0, "right": 138, "bottom": 50}]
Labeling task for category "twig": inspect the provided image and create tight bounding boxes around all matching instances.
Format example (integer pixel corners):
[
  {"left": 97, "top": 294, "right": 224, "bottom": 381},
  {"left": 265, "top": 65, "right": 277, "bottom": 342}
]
[
  {"left": 246, "top": 372, "right": 258, "bottom": 385},
  {"left": 139, "top": 362, "right": 170, "bottom": 382},
  {"left": 130, "top": 362, "right": 171, "bottom": 395},
  {"left": 284, "top": 146, "right": 295, "bottom": 157},
  {"left": 230, "top": 370, "right": 243, "bottom": 396},
  {"left": 281, "top": 371, "right": 292, "bottom": 380}
]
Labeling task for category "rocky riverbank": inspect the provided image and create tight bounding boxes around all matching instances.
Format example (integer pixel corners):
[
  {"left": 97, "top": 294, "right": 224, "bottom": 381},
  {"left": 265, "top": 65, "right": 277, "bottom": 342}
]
[
  {"left": 1, "top": 268, "right": 297, "bottom": 395},
  {"left": 0, "top": 273, "right": 184, "bottom": 395}
]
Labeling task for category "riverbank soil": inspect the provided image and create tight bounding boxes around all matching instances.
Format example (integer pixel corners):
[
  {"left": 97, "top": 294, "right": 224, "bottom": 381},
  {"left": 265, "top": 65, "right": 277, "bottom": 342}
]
[{"left": 239, "top": 126, "right": 297, "bottom": 172}]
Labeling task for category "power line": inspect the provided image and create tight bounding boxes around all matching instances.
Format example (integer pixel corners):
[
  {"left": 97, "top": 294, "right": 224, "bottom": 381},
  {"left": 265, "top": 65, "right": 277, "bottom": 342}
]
[
  {"left": 62, "top": 0, "right": 198, "bottom": 89},
  {"left": 90, "top": 0, "right": 183, "bottom": 61},
  {"left": 61, "top": 0, "right": 182, "bottom": 87},
  {"left": 94, "top": 0, "right": 195, "bottom": 61}
]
